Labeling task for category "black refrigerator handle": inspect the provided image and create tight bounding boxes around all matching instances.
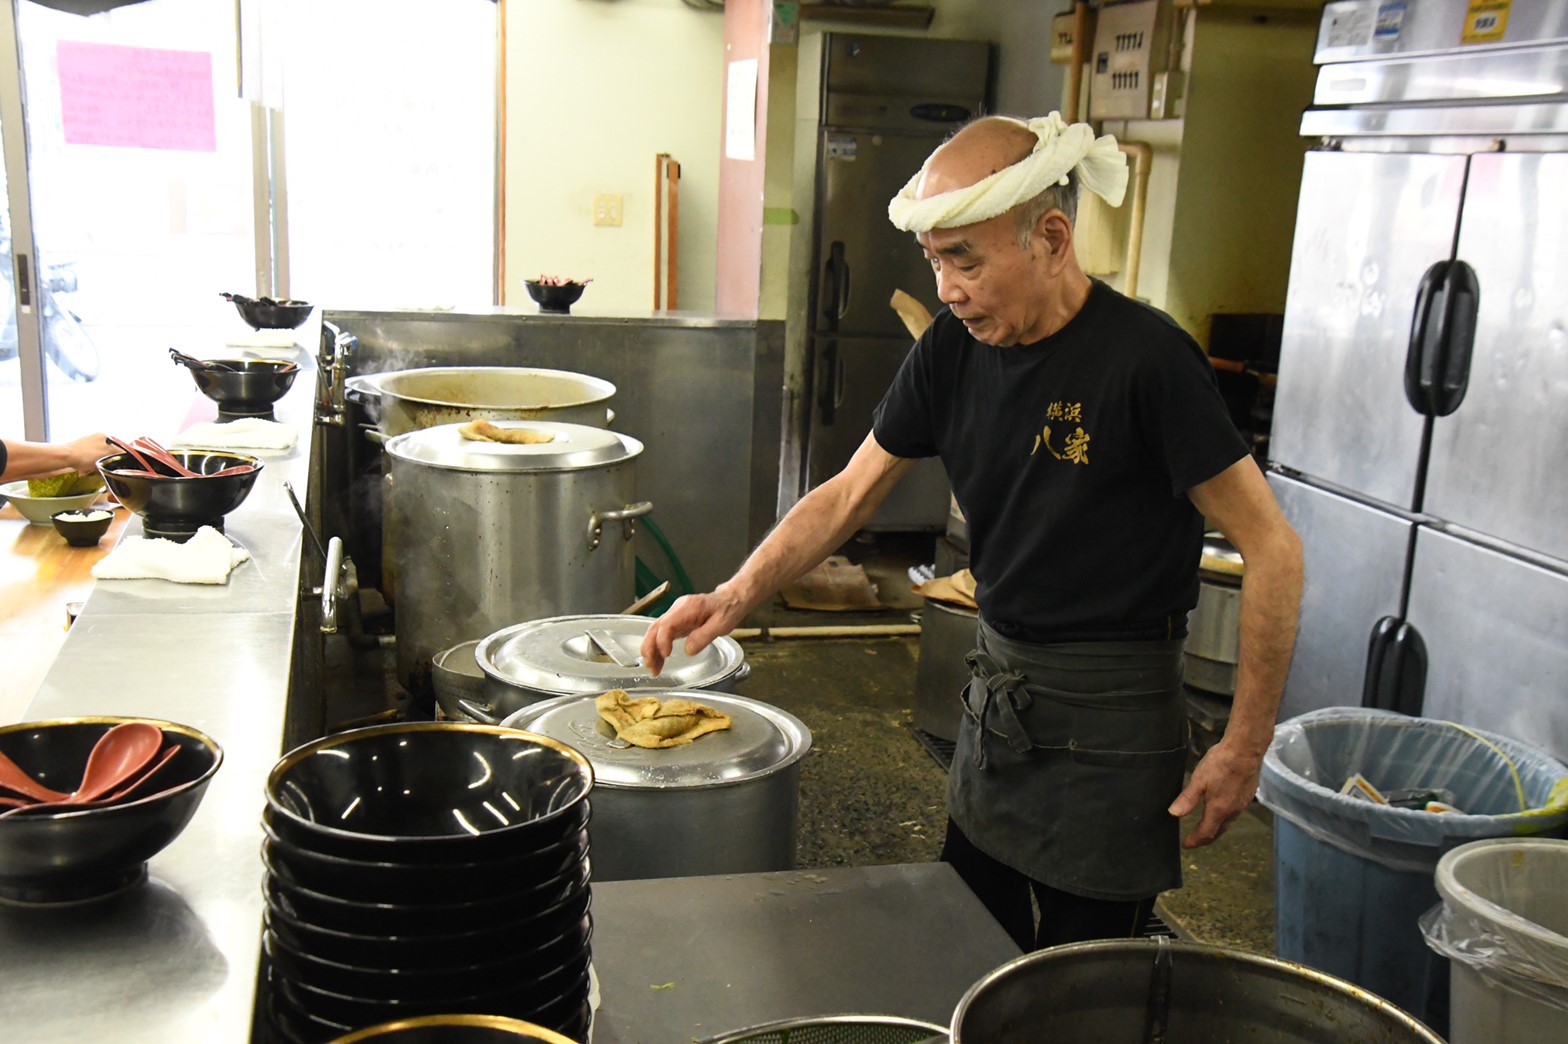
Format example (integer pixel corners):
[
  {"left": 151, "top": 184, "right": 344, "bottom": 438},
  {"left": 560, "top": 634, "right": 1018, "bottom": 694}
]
[
  {"left": 817, "top": 341, "right": 843, "bottom": 426},
  {"left": 1362, "top": 615, "right": 1428, "bottom": 717},
  {"left": 822, "top": 241, "right": 850, "bottom": 323},
  {"left": 1404, "top": 259, "right": 1480, "bottom": 418}
]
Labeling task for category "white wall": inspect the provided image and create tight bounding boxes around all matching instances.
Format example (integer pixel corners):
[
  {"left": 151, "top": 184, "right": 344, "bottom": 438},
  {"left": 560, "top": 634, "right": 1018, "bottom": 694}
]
[{"left": 503, "top": 0, "right": 725, "bottom": 314}]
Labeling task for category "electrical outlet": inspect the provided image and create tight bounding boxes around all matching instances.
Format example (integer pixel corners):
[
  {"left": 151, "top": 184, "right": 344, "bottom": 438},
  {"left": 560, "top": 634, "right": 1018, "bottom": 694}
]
[{"left": 593, "top": 194, "right": 623, "bottom": 227}]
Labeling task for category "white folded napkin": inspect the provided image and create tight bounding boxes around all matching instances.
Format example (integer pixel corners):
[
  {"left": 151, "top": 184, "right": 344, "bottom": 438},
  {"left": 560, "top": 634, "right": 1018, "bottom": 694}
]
[
  {"left": 225, "top": 329, "right": 302, "bottom": 350},
  {"left": 92, "top": 526, "right": 251, "bottom": 585},
  {"left": 172, "top": 418, "right": 298, "bottom": 452}
]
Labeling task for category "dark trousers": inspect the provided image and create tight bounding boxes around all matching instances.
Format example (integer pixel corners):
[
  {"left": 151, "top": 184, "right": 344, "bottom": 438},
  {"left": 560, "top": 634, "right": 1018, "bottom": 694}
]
[{"left": 941, "top": 817, "right": 1155, "bottom": 952}]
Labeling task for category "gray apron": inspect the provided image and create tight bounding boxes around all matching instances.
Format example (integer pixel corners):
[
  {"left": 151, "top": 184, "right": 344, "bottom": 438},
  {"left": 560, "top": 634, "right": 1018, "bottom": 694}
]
[{"left": 948, "top": 618, "right": 1188, "bottom": 901}]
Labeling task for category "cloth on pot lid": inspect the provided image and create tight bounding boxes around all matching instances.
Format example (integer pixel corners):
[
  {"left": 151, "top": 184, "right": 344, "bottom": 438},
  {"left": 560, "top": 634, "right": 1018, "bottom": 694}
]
[
  {"left": 913, "top": 568, "right": 978, "bottom": 610},
  {"left": 887, "top": 112, "right": 1128, "bottom": 233},
  {"left": 172, "top": 417, "right": 298, "bottom": 452},
  {"left": 594, "top": 689, "right": 733, "bottom": 749},
  {"left": 92, "top": 525, "right": 250, "bottom": 584},
  {"left": 458, "top": 419, "right": 557, "bottom": 444}
]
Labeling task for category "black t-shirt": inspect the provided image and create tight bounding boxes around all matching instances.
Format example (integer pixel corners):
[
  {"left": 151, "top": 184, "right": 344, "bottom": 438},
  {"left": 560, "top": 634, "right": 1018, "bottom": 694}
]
[
  {"left": 0, "top": 439, "right": 7, "bottom": 479},
  {"left": 873, "top": 280, "right": 1248, "bottom": 643}
]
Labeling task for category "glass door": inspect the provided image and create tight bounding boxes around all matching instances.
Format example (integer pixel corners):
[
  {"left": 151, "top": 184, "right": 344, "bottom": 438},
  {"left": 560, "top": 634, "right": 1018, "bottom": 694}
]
[{"left": 12, "top": 0, "right": 258, "bottom": 443}]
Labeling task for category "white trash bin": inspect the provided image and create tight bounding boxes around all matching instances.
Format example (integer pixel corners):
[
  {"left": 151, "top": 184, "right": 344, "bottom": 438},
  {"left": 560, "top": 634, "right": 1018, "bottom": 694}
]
[{"left": 1421, "top": 836, "right": 1568, "bottom": 1044}]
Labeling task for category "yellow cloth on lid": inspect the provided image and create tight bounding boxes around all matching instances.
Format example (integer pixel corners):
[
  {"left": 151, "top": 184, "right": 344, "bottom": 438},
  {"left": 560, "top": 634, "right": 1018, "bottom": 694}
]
[
  {"left": 458, "top": 419, "right": 556, "bottom": 444},
  {"left": 594, "top": 689, "right": 733, "bottom": 749}
]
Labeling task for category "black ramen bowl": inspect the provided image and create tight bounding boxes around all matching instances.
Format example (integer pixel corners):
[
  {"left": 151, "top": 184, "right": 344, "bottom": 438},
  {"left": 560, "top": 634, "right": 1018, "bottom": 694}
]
[
  {"left": 229, "top": 295, "right": 314, "bottom": 330},
  {"left": 98, "top": 450, "right": 263, "bottom": 542},
  {"left": 264, "top": 723, "right": 594, "bottom": 862},
  {"left": 0, "top": 717, "right": 222, "bottom": 904},
  {"left": 51, "top": 507, "right": 115, "bottom": 547},
  {"left": 523, "top": 281, "right": 586, "bottom": 315},
  {"left": 263, "top": 853, "right": 591, "bottom": 941},
  {"left": 186, "top": 359, "right": 300, "bottom": 418},
  {"left": 264, "top": 884, "right": 592, "bottom": 972},
  {"left": 262, "top": 808, "right": 590, "bottom": 903},
  {"left": 315, "top": 1013, "right": 585, "bottom": 1044}
]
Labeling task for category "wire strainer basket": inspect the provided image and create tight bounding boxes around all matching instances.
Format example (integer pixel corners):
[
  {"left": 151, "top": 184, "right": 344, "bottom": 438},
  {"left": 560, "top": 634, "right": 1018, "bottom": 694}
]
[{"left": 695, "top": 1014, "right": 948, "bottom": 1044}]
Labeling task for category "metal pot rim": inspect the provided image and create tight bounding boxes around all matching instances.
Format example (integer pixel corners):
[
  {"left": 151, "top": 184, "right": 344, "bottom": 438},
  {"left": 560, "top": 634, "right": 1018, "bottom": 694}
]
[
  {"left": 346, "top": 366, "right": 616, "bottom": 410},
  {"left": 476, "top": 614, "right": 746, "bottom": 696}
]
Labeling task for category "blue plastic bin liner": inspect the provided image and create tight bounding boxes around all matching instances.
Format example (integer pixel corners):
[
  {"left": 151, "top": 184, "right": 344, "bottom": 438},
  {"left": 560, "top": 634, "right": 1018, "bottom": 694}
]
[{"left": 1256, "top": 707, "right": 1568, "bottom": 1031}]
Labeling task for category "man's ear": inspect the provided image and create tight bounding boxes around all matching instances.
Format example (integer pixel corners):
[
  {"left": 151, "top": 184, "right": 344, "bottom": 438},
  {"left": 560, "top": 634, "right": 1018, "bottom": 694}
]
[{"left": 1038, "top": 210, "right": 1074, "bottom": 272}]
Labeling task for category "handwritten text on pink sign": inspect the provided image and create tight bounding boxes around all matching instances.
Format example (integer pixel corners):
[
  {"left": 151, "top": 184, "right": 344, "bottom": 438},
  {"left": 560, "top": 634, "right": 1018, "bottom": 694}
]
[{"left": 58, "top": 41, "right": 216, "bottom": 152}]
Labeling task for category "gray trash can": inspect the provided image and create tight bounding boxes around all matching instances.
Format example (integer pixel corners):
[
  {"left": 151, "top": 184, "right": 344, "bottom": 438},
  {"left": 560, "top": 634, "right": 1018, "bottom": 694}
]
[
  {"left": 1256, "top": 707, "right": 1568, "bottom": 1031},
  {"left": 1422, "top": 837, "right": 1568, "bottom": 1044}
]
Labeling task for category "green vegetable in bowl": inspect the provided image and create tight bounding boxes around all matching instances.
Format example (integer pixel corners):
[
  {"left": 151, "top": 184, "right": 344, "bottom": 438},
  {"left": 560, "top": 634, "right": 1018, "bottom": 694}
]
[{"left": 27, "top": 472, "right": 106, "bottom": 498}]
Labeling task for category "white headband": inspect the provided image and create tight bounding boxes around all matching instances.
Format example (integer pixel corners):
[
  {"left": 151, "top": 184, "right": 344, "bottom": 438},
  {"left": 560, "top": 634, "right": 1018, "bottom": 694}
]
[{"left": 886, "top": 113, "right": 1129, "bottom": 233}]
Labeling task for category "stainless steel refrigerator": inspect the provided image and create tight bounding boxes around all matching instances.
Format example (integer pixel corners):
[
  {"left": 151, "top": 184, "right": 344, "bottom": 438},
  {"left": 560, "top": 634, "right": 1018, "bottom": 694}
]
[
  {"left": 1268, "top": 1, "right": 1568, "bottom": 762},
  {"left": 789, "top": 32, "right": 990, "bottom": 529}
]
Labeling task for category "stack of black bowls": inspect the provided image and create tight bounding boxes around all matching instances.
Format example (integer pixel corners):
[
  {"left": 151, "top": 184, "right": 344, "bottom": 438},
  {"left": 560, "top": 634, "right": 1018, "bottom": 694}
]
[{"left": 260, "top": 723, "right": 596, "bottom": 1044}]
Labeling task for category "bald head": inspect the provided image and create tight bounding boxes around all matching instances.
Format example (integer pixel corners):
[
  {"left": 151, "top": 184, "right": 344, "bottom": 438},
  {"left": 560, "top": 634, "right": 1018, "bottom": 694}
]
[{"left": 916, "top": 117, "right": 1038, "bottom": 199}]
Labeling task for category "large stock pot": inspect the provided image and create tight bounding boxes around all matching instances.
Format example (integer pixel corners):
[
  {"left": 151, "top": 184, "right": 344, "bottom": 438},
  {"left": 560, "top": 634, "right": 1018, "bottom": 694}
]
[
  {"left": 347, "top": 365, "right": 616, "bottom": 436},
  {"left": 501, "top": 690, "right": 810, "bottom": 881},
  {"left": 383, "top": 420, "right": 649, "bottom": 698}
]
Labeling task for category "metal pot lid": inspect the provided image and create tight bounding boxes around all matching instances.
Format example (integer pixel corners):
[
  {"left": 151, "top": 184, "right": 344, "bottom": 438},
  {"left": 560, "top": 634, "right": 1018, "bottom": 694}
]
[
  {"left": 502, "top": 690, "right": 812, "bottom": 789},
  {"left": 1199, "top": 532, "right": 1244, "bottom": 580},
  {"left": 384, "top": 420, "right": 642, "bottom": 473},
  {"left": 477, "top": 614, "right": 746, "bottom": 695}
]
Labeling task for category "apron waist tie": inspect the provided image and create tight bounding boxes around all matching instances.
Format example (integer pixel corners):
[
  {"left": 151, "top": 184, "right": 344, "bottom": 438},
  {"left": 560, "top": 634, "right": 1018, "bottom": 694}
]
[{"left": 963, "top": 648, "right": 1033, "bottom": 768}]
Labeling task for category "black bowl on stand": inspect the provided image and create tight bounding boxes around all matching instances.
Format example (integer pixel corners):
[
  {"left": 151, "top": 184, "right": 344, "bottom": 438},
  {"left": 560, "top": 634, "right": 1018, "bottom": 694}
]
[
  {"left": 185, "top": 359, "right": 300, "bottom": 419},
  {"left": 226, "top": 294, "right": 314, "bottom": 330},
  {"left": 98, "top": 450, "right": 263, "bottom": 542},
  {"left": 523, "top": 281, "right": 586, "bottom": 315}
]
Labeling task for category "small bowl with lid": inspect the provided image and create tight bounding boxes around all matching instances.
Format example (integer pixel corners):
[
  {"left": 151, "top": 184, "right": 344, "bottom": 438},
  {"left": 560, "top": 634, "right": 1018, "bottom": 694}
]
[
  {"left": 469, "top": 613, "right": 750, "bottom": 725},
  {"left": 501, "top": 690, "right": 810, "bottom": 882}
]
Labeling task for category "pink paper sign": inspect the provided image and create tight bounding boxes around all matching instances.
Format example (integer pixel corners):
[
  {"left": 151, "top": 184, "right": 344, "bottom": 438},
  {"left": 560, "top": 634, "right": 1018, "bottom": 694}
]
[{"left": 57, "top": 41, "right": 216, "bottom": 152}]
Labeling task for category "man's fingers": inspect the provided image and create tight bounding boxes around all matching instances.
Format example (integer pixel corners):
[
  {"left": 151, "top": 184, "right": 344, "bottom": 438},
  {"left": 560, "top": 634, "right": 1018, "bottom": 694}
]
[{"left": 1167, "top": 783, "right": 1201, "bottom": 819}]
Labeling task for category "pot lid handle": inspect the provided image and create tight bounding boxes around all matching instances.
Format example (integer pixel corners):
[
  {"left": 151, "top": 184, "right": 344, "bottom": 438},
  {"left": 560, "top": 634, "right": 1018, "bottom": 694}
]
[{"left": 585, "top": 628, "right": 643, "bottom": 669}]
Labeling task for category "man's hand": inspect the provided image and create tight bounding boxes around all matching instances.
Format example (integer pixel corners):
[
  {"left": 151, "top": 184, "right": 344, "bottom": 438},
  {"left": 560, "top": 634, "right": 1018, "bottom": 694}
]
[
  {"left": 1167, "top": 738, "right": 1265, "bottom": 849},
  {"left": 639, "top": 586, "right": 748, "bottom": 676}
]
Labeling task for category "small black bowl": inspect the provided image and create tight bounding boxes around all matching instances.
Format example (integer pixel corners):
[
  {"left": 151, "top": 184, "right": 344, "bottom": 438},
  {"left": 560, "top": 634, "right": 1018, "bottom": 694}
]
[
  {"left": 185, "top": 359, "right": 300, "bottom": 417},
  {"left": 265, "top": 723, "right": 593, "bottom": 863},
  {"left": 229, "top": 296, "right": 314, "bottom": 330},
  {"left": 51, "top": 507, "right": 115, "bottom": 547},
  {"left": 98, "top": 450, "right": 263, "bottom": 542},
  {"left": 0, "top": 717, "right": 223, "bottom": 904},
  {"left": 523, "top": 281, "right": 586, "bottom": 315}
]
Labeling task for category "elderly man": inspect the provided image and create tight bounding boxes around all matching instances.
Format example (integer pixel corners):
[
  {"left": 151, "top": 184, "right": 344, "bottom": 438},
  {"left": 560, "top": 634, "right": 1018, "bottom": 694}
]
[{"left": 643, "top": 114, "right": 1302, "bottom": 950}]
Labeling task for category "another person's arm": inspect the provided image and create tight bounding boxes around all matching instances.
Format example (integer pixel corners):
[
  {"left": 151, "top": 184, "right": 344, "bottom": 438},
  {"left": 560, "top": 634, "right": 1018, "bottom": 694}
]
[
  {"left": 640, "top": 432, "right": 915, "bottom": 674},
  {"left": 0, "top": 433, "right": 112, "bottom": 484},
  {"left": 1170, "top": 455, "right": 1303, "bottom": 848}
]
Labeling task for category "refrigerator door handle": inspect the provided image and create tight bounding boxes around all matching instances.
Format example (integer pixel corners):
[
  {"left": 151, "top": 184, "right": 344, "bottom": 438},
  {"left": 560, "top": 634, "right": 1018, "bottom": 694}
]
[
  {"left": 822, "top": 241, "right": 851, "bottom": 324},
  {"left": 1404, "top": 259, "right": 1479, "bottom": 417},
  {"left": 1362, "top": 615, "right": 1428, "bottom": 717},
  {"left": 1434, "top": 259, "right": 1479, "bottom": 417},
  {"left": 817, "top": 341, "right": 843, "bottom": 425}
]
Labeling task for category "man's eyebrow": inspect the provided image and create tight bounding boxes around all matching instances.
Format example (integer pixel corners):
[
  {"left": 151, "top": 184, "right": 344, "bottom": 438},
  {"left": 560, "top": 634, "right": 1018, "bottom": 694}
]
[{"left": 919, "top": 239, "right": 974, "bottom": 258}]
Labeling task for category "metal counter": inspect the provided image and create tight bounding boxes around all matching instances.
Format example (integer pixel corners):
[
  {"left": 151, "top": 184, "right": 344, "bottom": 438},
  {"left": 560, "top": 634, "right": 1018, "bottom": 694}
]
[
  {"left": 590, "top": 863, "right": 1020, "bottom": 1042},
  {"left": 0, "top": 351, "right": 318, "bottom": 1043}
]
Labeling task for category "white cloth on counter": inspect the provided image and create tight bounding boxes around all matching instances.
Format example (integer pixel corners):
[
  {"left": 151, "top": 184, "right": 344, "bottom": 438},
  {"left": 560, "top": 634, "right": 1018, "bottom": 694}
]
[
  {"left": 172, "top": 418, "right": 298, "bottom": 452},
  {"left": 92, "top": 526, "right": 250, "bottom": 585},
  {"left": 225, "top": 329, "right": 302, "bottom": 350}
]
